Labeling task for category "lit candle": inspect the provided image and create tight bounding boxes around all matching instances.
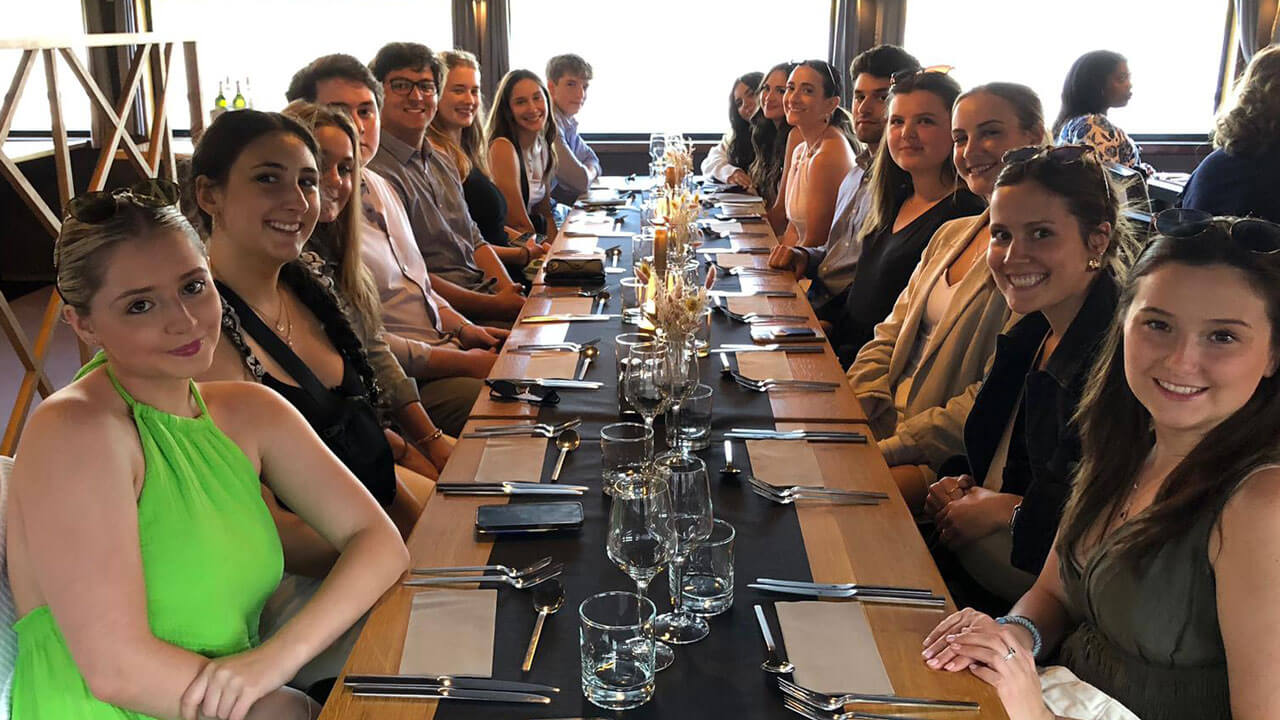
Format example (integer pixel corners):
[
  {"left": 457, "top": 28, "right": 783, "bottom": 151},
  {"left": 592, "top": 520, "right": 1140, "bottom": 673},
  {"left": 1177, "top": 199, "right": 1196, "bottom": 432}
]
[{"left": 653, "top": 226, "right": 668, "bottom": 278}]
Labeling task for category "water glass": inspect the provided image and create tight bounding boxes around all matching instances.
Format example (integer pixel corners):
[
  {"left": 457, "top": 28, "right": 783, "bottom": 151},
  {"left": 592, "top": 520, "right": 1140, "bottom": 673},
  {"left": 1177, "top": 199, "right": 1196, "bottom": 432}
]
[
  {"left": 580, "top": 592, "right": 656, "bottom": 711},
  {"left": 600, "top": 422, "right": 653, "bottom": 496},
  {"left": 621, "top": 277, "right": 648, "bottom": 326},
  {"left": 632, "top": 232, "right": 655, "bottom": 277},
  {"left": 692, "top": 306, "right": 712, "bottom": 357},
  {"left": 665, "top": 383, "right": 713, "bottom": 453},
  {"left": 614, "top": 332, "right": 653, "bottom": 414},
  {"left": 670, "top": 519, "right": 735, "bottom": 616}
]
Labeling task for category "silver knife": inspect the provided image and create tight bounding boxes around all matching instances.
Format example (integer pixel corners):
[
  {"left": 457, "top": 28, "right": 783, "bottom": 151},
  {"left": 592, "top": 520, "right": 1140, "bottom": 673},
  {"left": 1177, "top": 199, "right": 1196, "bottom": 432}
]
[
  {"left": 487, "top": 378, "right": 604, "bottom": 389},
  {"left": 344, "top": 675, "right": 559, "bottom": 694},
  {"left": 747, "top": 583, "right": 946, "bottom": 606},
  {"left": 699, "top": 247, "right": 771, "bottom": 255},
  {"left": 712, "top": 345, "right": 825, "bottom": 354},
  {"left": 437, "top": 486, "right": 586, "bottom": 496},
  {"left": 521, "top": 314, "right": 619, "bottom": 323},
  {"left": 349, "top": 686, "right": 551, "bottom": 703},
  {"left": 727, "top": 428, "right": 864, "bottom": 439},
  {"left": 708, "top": 290, "right": 796, "bottom": 298},
  {"left": 755, "top": 578, "right": 934, "bottom": 597}
]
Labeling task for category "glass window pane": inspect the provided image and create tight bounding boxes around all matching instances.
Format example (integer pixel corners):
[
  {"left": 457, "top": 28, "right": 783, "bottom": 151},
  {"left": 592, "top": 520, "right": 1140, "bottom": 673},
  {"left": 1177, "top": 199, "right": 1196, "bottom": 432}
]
[
  {"left": 509, "top": 0, "right": 829, "bottom": 134},
  {"left": 0, "top": 0, "right": 93, "bottom": 133},
  {"left": 904, "top": 0, "right": 1224, "bottom": 135},
  {"left": 151, "top": 0, "right": 452, "bottom": 130}
]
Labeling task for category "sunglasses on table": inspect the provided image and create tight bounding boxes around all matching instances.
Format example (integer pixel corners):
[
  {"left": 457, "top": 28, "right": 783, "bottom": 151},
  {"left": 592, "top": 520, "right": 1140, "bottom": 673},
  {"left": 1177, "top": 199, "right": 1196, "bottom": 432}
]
[
  {"left": 1152, "top": 209, "right": 1280, "bottom": 254},
  {"left": 486, "top": 380, "right": 561, "bottom": 406},
  {"left": 889, "top": 64, "right": 954, "bottom": 89},
  {"left": 65, "top": 179, "right": 181, "bottom": 223}
]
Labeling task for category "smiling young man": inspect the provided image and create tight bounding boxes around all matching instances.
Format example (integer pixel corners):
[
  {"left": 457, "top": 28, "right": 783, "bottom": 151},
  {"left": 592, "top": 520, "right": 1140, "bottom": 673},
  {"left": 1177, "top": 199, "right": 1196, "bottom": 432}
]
[
  {"left": 768, "top": 45, "right": 920, "bottom": 318},
  {"left": 365, "top": 42, "right": 526, "bottom": 323},
  {"left": 545, "top": 53, "right": 602, "bottom": 205}
]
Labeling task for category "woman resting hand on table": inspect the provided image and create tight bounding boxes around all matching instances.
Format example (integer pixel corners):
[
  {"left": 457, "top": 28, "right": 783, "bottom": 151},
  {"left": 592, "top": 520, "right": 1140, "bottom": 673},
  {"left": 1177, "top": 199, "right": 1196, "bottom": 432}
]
[
  {"left": 922, "top": 212, "right": 1280, "bottom": 720},
  {"left": 925, "top": 140, "right": 1135, "bottom": 609},
  {"left": 6, "top": 185, "right": 407, "bottom": 719},
  {"left": 845, "top": 83, "right": 1048, "bottom": 506},
  {"left": 487, "top": 69, "right": 559, "bottom": 240}
]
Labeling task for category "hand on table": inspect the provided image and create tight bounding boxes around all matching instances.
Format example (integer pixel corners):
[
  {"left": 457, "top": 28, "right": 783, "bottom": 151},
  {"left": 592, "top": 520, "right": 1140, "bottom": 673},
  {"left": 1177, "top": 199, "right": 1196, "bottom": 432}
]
[
  {"left": 726, "top": 169, "right": 752, "bottom": 189},
  {"left": 935, "top": 486, "right": 1020, "bottom": 549},
  {"left": 180, "top": 645, "right": 295, "bottom": 720},
  {"left": 767, "top": 246, "right": 807, "bottom": 279},
  {"left": 924, "top": 474, "right": 974, "bottom": 516},
  {"left": 936, "top": 626, "right": 1052, "bottom": 720},
  {"left": 458, "top": 323, "right": 505, "bottom": 350},
  {"left": 523, "top": 237, "right": 552, "bottom": 262},
  {"left": 492, "top": 283, "right": 527, "bottom": 318}
]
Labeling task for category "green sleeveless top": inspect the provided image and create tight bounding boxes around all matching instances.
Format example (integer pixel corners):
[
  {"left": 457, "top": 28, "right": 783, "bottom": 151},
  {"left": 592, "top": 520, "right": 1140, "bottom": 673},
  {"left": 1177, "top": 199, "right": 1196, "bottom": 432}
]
[
  {"left": 1057, "top": 464, "right": 1280, "bottom": 720},
  {"left": 10, "top": 353, "right": 284, "bottom": 718}
]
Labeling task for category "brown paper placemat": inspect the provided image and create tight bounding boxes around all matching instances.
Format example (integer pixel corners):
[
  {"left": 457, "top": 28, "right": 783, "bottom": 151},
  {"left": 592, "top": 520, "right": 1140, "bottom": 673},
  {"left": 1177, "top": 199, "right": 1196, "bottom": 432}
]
[
  {"left": 745, "top": 438, "right": 823, "bottom": 487},
  {"left": 546, "top": 296, "right": 595, "bottom": 315},
  {"left": 400, "top": 588, "right": 497, "bottom": 676},
  {"left": 727, "top": 296, "right": 773, "bottom": 315},
  {"left": 715, "top": 253, "right": 760, "bottom": 268},
  {"left": 517, "top": 322, "right": 579, "bottom": 379},
  {"left": 775, "top": 601, "right": 895, "bottom": 694},
  {"left": 736, "top": 351, "right": 793, "bottom": 381},
  {"left": 474, "top": 436, "right": 549, "bottom": 483}
]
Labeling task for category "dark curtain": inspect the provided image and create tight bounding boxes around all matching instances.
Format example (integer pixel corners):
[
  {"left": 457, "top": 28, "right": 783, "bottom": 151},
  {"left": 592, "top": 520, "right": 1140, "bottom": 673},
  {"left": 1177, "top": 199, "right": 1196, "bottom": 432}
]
[
  {"left": 452, "top": 0, "right": 510, "bottom": 102},
  {"left": 828, "top": 0, "right": 907, "bottom": 97}
]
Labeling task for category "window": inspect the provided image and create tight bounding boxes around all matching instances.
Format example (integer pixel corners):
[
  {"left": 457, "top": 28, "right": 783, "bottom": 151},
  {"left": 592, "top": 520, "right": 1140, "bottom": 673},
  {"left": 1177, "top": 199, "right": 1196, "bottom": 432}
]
[
  {"left": 904, "top": 0, "right": 1227, "bottom": 136},
  {"left": 150, "top": 0, "right": 452, "bottom": 131},
  {"left": 0, "top": 0, "right": 93, "bottom": 133},
  {"left": 508, "top": 0, "right": 830, "bottom": 135}
]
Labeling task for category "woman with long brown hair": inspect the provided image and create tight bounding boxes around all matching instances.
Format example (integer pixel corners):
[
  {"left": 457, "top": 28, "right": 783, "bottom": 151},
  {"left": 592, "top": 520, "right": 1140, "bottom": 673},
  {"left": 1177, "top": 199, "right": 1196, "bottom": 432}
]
[
  {"left": 486, "top": 68, "right": 559, "bottom": 239},
  {"left": 923, "top": 211, "right": 1280, "bottom": 720}
]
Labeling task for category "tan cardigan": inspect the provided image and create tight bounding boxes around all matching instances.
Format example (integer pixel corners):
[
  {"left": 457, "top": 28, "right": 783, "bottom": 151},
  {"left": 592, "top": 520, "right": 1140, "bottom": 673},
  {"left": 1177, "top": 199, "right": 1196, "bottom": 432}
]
[{"left": 846, "top": 211, "right": 1013, "bottom": 471}]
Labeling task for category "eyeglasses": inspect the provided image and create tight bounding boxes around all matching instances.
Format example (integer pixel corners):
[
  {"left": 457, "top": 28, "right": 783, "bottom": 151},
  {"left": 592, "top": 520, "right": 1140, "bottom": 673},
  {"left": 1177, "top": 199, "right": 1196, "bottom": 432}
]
[
  {"left": 386, "top": 78, "right": 438, "bottom": 97},
  {"left": 486, "top": 379, "right": 561, "bottom": 406},
  {"left": 65, "top": 179, "right": 181, "bottom": 223},
  {"left": 1153, "top": 209, "right": 1280, "bottom": 254},
  {"left": 889, "top": 65, "right": 954, "bottom": 89}
]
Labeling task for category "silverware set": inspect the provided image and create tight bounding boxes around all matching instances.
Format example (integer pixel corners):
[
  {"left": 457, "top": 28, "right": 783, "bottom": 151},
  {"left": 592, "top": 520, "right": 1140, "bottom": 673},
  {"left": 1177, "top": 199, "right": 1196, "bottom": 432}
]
[
  {"left": 724, "top": 428, "right": 868, "bottom": 443},
  {"left": 733, "top": 375, "right": 840, "bottom": 393},
  {"left": 404, "top": 561, "right": 565, "bottom": 589},
  {"left": 510, "top": 337, "right": 601, "bottom": 354},
  {"left": 708, "top": 290, "right": 797, "bottom": 298},
  {"left": 699, "top": 246, "right": 771, "bottom": 255},
  {"left": 712, "top": 344, "right": 825, "bottom": 354},
  {"left": 343, "top": 674, "right": 559, "bottom": 704},
  {"left": 413, "top": 556, "right": 553, "bottom": 578},
  {"left": 485, "top": 378, "right": 604, "bottom": 389},
  {"left": 436, "top": 481, "right": 587, "bottom": 496},
  {"left": 749, "top": 477, "right": 886, "bottom": 505},
  {"left": 712, "top": 301, "right": 807, "bottom": 325},
  {"left": 748, "top": 578, "right": 946, "bottom": 607},
  {"left": 718, "top": 264, "right": 785, "bottom": 276},
  {"left": 464, "top": 418, "right": 583, "bottom": 439},
  {"left": 778, "top": 677, "right": 979, "bottom": 713}
]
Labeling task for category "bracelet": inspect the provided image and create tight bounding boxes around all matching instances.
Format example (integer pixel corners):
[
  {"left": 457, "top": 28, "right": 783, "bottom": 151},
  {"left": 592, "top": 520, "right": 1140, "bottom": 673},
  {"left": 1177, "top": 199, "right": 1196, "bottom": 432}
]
[
  {"left": 1009, "top": 503, "right": 1023, "bottom": 533},
  {"left": 996, "top": 615, "right": 1043, "bottom": 658},
  {"left": 413, "top": 428, "right": 445, "bottom": 446}
]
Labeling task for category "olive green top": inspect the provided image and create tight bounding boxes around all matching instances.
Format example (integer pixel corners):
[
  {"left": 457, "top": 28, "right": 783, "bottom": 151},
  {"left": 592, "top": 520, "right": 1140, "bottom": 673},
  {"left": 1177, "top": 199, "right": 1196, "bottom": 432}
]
[{"left": 11, "top": 353, "right": 284, "bottom": 718}]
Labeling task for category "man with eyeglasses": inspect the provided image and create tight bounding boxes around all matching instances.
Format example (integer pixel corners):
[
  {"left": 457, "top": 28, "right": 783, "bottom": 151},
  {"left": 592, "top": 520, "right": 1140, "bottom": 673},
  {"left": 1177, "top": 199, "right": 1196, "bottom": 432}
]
[
  {"left": 769, "top": 45, "right": 920, "bottom": 320},
  {"left": 367, "top": 42, "right": 528, "bottom": 323}
]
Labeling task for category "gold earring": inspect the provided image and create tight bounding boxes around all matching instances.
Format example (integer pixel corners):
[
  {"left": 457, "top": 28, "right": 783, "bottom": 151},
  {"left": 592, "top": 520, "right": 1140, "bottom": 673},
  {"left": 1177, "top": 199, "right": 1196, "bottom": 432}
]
[{"left": 1087, "top": 256, "right": 1102, "bottom": 271}]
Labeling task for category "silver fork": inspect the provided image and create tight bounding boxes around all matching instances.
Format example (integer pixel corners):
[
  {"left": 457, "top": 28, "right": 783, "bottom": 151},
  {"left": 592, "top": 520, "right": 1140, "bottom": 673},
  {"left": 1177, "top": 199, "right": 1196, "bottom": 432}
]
[
  {"left": 732, "top": 375, "right": 839, "bottom": 393},
  {"left": 778, "top": 677, "right": 980, "bottom": 712},
  {"left": 750, "top": 485, "right": 881, "bottom": 506},
  {"left": 712, "top": 299, "right": 805, "bottom": 325},
  {"left": 403, "top": 562, "right": 564, "bottom": 588},
  {"left": 469, "top": 418, "right": 582, "bottom": 438},
  {"left": 511, "top": 338, "right": 601, "bottom": 354},
  {"left": 410, "top": 556, "right": 553, "bottom": 577},
  {"left": 747, "top": 476, "right": 887, "bottom": 502},
  {"left": 782, "top": 695, "right": 933, "bottom": 720}
]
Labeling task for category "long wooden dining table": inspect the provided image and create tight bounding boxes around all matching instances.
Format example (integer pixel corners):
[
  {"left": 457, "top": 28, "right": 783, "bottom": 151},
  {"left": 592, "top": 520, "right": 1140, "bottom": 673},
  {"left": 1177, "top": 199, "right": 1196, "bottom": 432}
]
[{"left": 318, "top": 179, "right": 1007, "bottom": 720}]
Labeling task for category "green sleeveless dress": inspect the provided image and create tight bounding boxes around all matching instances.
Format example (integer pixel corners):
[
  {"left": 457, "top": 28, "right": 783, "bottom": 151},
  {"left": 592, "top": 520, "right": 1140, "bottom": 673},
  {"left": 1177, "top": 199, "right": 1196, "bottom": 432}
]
[{"left": 10, "top": 353, "right": 284, "bottom": 718}]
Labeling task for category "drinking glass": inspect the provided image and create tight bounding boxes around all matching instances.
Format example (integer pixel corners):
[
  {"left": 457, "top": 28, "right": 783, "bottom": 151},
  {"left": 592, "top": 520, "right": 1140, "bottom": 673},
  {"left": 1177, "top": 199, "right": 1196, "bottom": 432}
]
[
  {"left": 623, "top": 342, "right": 669, "bottom": 452},
  {"left": 657, "top": 340, "right": 698, "bottom": 457},
  {"left": 614, "top": 332, "right": 653, "bottom": 415},
  {"left": 606, "top": 471, "right": 675, "bottom": 671},
  {"left": 632, "top": 232, "right": 655, "bottom": 277},
  {"left": 580, "top": 591, "right": 656, "bottom": 710},
  {"left": 670, "top": 518, "right": 735, "bottom": 616},
  {"left": 600, "top": 421, "right": 652, "bottom": 496},
  {"left": 692, "top": 306, "right": 712, "bottom": 357},
  {"left": 621, "top": 277, "right": 648, "bottom": 326},
  {"left": 648, "top": 132, "right": 667, "bottom": 167},
  {"left": 665, "top": 383, "right": 713, "bottom": 453},
  {"left": 649, "top": 455, "right": 713, "bottom": 644}
]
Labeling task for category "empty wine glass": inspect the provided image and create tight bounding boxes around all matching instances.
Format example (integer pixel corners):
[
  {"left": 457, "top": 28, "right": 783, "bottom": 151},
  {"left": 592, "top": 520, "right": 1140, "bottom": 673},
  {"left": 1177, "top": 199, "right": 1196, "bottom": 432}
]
[
  {"left": 650, "top": 455, "right": 713, "bottom": 644},
  {"left": 658, "top": 340, "right": 699, "bottom": 459},
  {"left": 606, "top": 470, "right": 676, "bottom": 671},
  {"left": 623, "top": 342, "right": 669, "bottom": 455},
  {"left": 648, "top": 132, "right": 667, "bottom": 167}
]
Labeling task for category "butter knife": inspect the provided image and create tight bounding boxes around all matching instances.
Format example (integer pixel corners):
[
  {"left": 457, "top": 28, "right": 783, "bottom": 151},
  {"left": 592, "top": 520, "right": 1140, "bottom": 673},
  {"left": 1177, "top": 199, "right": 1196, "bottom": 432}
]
[
  {"left": 711, "top": 344, "right": 825, "bottom": 354},
  {"left": 349, "top": 686, "right": 551, "bottom": 703},
  {"left": 521, "top": 314, "right": 619, "bottom": 323},
  {"left": 344, "top": 675, "right": 559, "bottom": 694}
]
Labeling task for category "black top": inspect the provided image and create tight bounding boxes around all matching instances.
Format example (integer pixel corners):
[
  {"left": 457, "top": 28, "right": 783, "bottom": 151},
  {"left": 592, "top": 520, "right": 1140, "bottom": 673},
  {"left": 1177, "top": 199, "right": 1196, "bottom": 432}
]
[
  {"left": 216, "top": 265, "right": 397, "bottom": 507},
  {"left": 940, "top": 272, "right": 1118, "bottom": 574},
  {"left": 1179, "top": 147, "right": 1280, "bottom": 223},
  {"left": 833, "top": 189, "right": 985, "bottom": 366},
  {"left": 462, "top": 165, "right": 509, "bottom": 245}
]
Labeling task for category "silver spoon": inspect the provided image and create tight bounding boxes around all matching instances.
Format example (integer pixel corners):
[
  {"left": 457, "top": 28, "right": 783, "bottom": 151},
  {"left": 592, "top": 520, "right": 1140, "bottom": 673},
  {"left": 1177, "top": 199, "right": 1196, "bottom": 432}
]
[
  {"left": 550, "top": 428, "right": 581, "bottom": 482},
  {"left": 522, "top": 578, "right": 565, "bottom": 672},
  {"left": 721, "top": 439, "right": 742, "bottom": 483},
  {"left": 605, "top": 245, "right": 622, "bottom": 268},
  {"left": 592, "top": 289, "right": 612, "bottom": 314},
  {"left": 576, "top": 344, "right": 600, "bottom": 380}
]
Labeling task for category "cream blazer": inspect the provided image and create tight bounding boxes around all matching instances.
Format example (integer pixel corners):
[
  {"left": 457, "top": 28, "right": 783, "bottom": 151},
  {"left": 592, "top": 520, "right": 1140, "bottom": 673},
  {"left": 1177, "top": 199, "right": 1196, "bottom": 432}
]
[{"left": 846, "top": 211, "right": 1013, "bottom": 471}]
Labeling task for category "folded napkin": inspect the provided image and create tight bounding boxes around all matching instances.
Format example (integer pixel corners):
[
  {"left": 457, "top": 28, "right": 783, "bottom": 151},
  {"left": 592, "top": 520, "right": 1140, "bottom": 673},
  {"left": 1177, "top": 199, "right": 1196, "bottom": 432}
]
[
  {"left": 714, "top": 253, "right": 765, "bottom": 269},
  {"left": 775, "top": 601, "right": 894, "bottom": 694},
  {"left": 475, "top": 436, "right": 550, "bottom": 483},
  {"left": 401, "top": 589, "right": 497, "bottom": 676},
  {"left": 546, "top": 297, "right": 594, "bottom": 315},
  {"left": 745, "top": 437, "right": 822, "bottom": 486},
  {"left": 736, "top": 350, "right": 793, "bottom": 382},
  {"left": 727, "top": 296, "right": 773, "bottom": 316}
]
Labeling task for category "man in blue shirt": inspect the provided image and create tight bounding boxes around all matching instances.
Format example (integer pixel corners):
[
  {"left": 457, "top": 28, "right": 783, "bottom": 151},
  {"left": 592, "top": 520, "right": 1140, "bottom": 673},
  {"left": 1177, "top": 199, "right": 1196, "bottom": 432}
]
[{"left": 546, "top": 54, "right": 602, "bottom": 205}]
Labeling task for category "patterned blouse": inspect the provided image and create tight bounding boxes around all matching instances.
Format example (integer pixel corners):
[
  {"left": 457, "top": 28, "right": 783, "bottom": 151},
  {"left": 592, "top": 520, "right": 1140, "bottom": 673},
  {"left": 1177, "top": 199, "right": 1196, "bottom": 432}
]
[{"left": 1056, "top": 114, "right": 1153, "bottom": 175}]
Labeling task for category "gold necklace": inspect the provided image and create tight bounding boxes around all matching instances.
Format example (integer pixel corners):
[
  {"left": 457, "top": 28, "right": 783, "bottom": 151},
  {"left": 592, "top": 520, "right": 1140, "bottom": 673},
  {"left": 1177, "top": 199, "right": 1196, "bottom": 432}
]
[{"left": 243, "top": 284, "right": 294, "bottom": 346}]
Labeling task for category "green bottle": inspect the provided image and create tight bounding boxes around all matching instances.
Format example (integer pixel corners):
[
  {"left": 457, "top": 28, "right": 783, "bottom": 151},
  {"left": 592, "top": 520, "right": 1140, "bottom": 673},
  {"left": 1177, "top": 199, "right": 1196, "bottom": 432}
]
[
  {"left": 232, "top": 81, "right": 247, "bottom": 110},
  {"left": 214, "top": 80, "right": 227, "bottom": 110}
]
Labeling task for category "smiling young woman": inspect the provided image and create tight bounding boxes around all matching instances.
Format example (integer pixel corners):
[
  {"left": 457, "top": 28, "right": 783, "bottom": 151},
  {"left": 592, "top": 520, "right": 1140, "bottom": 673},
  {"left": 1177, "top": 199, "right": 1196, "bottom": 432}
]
[{"left": 486, "top": 68, "right": 559, "bottom": 239}]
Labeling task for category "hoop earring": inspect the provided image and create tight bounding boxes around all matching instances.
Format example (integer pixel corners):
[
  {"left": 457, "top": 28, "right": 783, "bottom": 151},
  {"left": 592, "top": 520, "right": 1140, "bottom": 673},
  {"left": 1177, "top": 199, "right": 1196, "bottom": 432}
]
[{"left": 1087, "top": 256, "right": 1102, "bottom": 271}]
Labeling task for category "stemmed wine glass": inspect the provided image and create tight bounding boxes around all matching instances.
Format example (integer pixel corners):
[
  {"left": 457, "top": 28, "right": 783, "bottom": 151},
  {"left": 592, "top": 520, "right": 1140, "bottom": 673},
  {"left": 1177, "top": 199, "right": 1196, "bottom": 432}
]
[
  {"left": 623, "top": 342, "right": 669, "bottom": 456},
  {"left": 648, "top": 132, "right": 667, "bottom": 173},
  {"left": 649, "top": 455, "right": 713, "bottom": 644},
  {"left": 660, "top": 339, "right": 700, "bottom": 458},
  {"left": 606, "top": 469, "right": 676, "bottom": 671}
]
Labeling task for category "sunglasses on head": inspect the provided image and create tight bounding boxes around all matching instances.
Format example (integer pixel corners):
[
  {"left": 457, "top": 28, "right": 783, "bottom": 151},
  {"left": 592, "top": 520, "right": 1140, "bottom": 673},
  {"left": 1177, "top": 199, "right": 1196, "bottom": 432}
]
[
  {"left": 1001, "top": 144, "right": 1095, "bottom": 167},
  {"left": 1153, "top": 209, "right": 1280, "bottom": 254},
  {"left": 889, "top": 64, "right": 954, "bottom": 89},
  {"left": 65, "top": 179, "right": 181, "bottom": 224},
  {"left": 486, "top": 379, "right": 561, "bottom": 406}
]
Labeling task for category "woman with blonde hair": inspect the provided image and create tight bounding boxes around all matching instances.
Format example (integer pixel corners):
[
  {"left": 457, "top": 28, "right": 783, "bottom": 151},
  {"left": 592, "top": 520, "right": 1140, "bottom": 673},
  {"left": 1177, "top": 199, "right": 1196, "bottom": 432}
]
[
  {"left": 486, "top": 69, "right": 559, "bottom": 239},
  {"left": 1181, "top": 44, "right": 1280, "bottom": 223}
]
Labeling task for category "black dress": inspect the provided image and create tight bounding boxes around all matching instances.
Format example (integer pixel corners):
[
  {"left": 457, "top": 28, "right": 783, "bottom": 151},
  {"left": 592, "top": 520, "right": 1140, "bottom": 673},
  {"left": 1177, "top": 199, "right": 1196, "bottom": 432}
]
[
  {"left": 833, "top": 190, "right": 985, "bottom": 366},
  {"left": 463, "top": 165, "right": 509, "bottom": 245}
]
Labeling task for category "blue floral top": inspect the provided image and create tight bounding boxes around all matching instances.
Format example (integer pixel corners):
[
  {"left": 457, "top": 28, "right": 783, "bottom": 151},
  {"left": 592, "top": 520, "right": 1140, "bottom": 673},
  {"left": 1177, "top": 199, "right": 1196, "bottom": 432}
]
[{"left": 1056, "top": 114, "right": 1153, "bottom": 175}]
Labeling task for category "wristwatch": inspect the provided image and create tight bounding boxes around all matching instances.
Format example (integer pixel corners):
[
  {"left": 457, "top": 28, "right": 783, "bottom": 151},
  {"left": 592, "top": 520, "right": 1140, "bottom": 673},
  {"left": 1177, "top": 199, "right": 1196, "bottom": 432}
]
[{"left": 1008, "top": 503, "right": 1022, "bottom": 533}]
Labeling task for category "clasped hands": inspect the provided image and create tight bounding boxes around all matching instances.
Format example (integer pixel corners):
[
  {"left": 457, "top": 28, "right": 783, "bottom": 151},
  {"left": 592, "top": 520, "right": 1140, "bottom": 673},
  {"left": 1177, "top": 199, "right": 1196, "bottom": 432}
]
[
  {"left": 921, "top": 609, "right": 1052, "bottom": 720},
  {"left": 925, "top": 474, "right": 1019, "bottom": 548}
]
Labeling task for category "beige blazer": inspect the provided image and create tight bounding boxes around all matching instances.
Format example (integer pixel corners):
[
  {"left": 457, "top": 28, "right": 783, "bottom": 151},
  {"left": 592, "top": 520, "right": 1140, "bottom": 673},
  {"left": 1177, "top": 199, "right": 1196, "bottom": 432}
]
[{"left": 846, "top": 211, "right": 1013, "bottom": 470}]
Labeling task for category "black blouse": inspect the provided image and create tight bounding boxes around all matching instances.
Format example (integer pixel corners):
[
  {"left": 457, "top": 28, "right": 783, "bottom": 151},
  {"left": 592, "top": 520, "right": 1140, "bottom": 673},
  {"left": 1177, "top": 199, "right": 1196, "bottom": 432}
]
[
  {"left": 462, "top": 165, "right": 509, "bottom": 245},
  {"left": 833, "top": 189, "right": 985, "bottom": 367}
]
